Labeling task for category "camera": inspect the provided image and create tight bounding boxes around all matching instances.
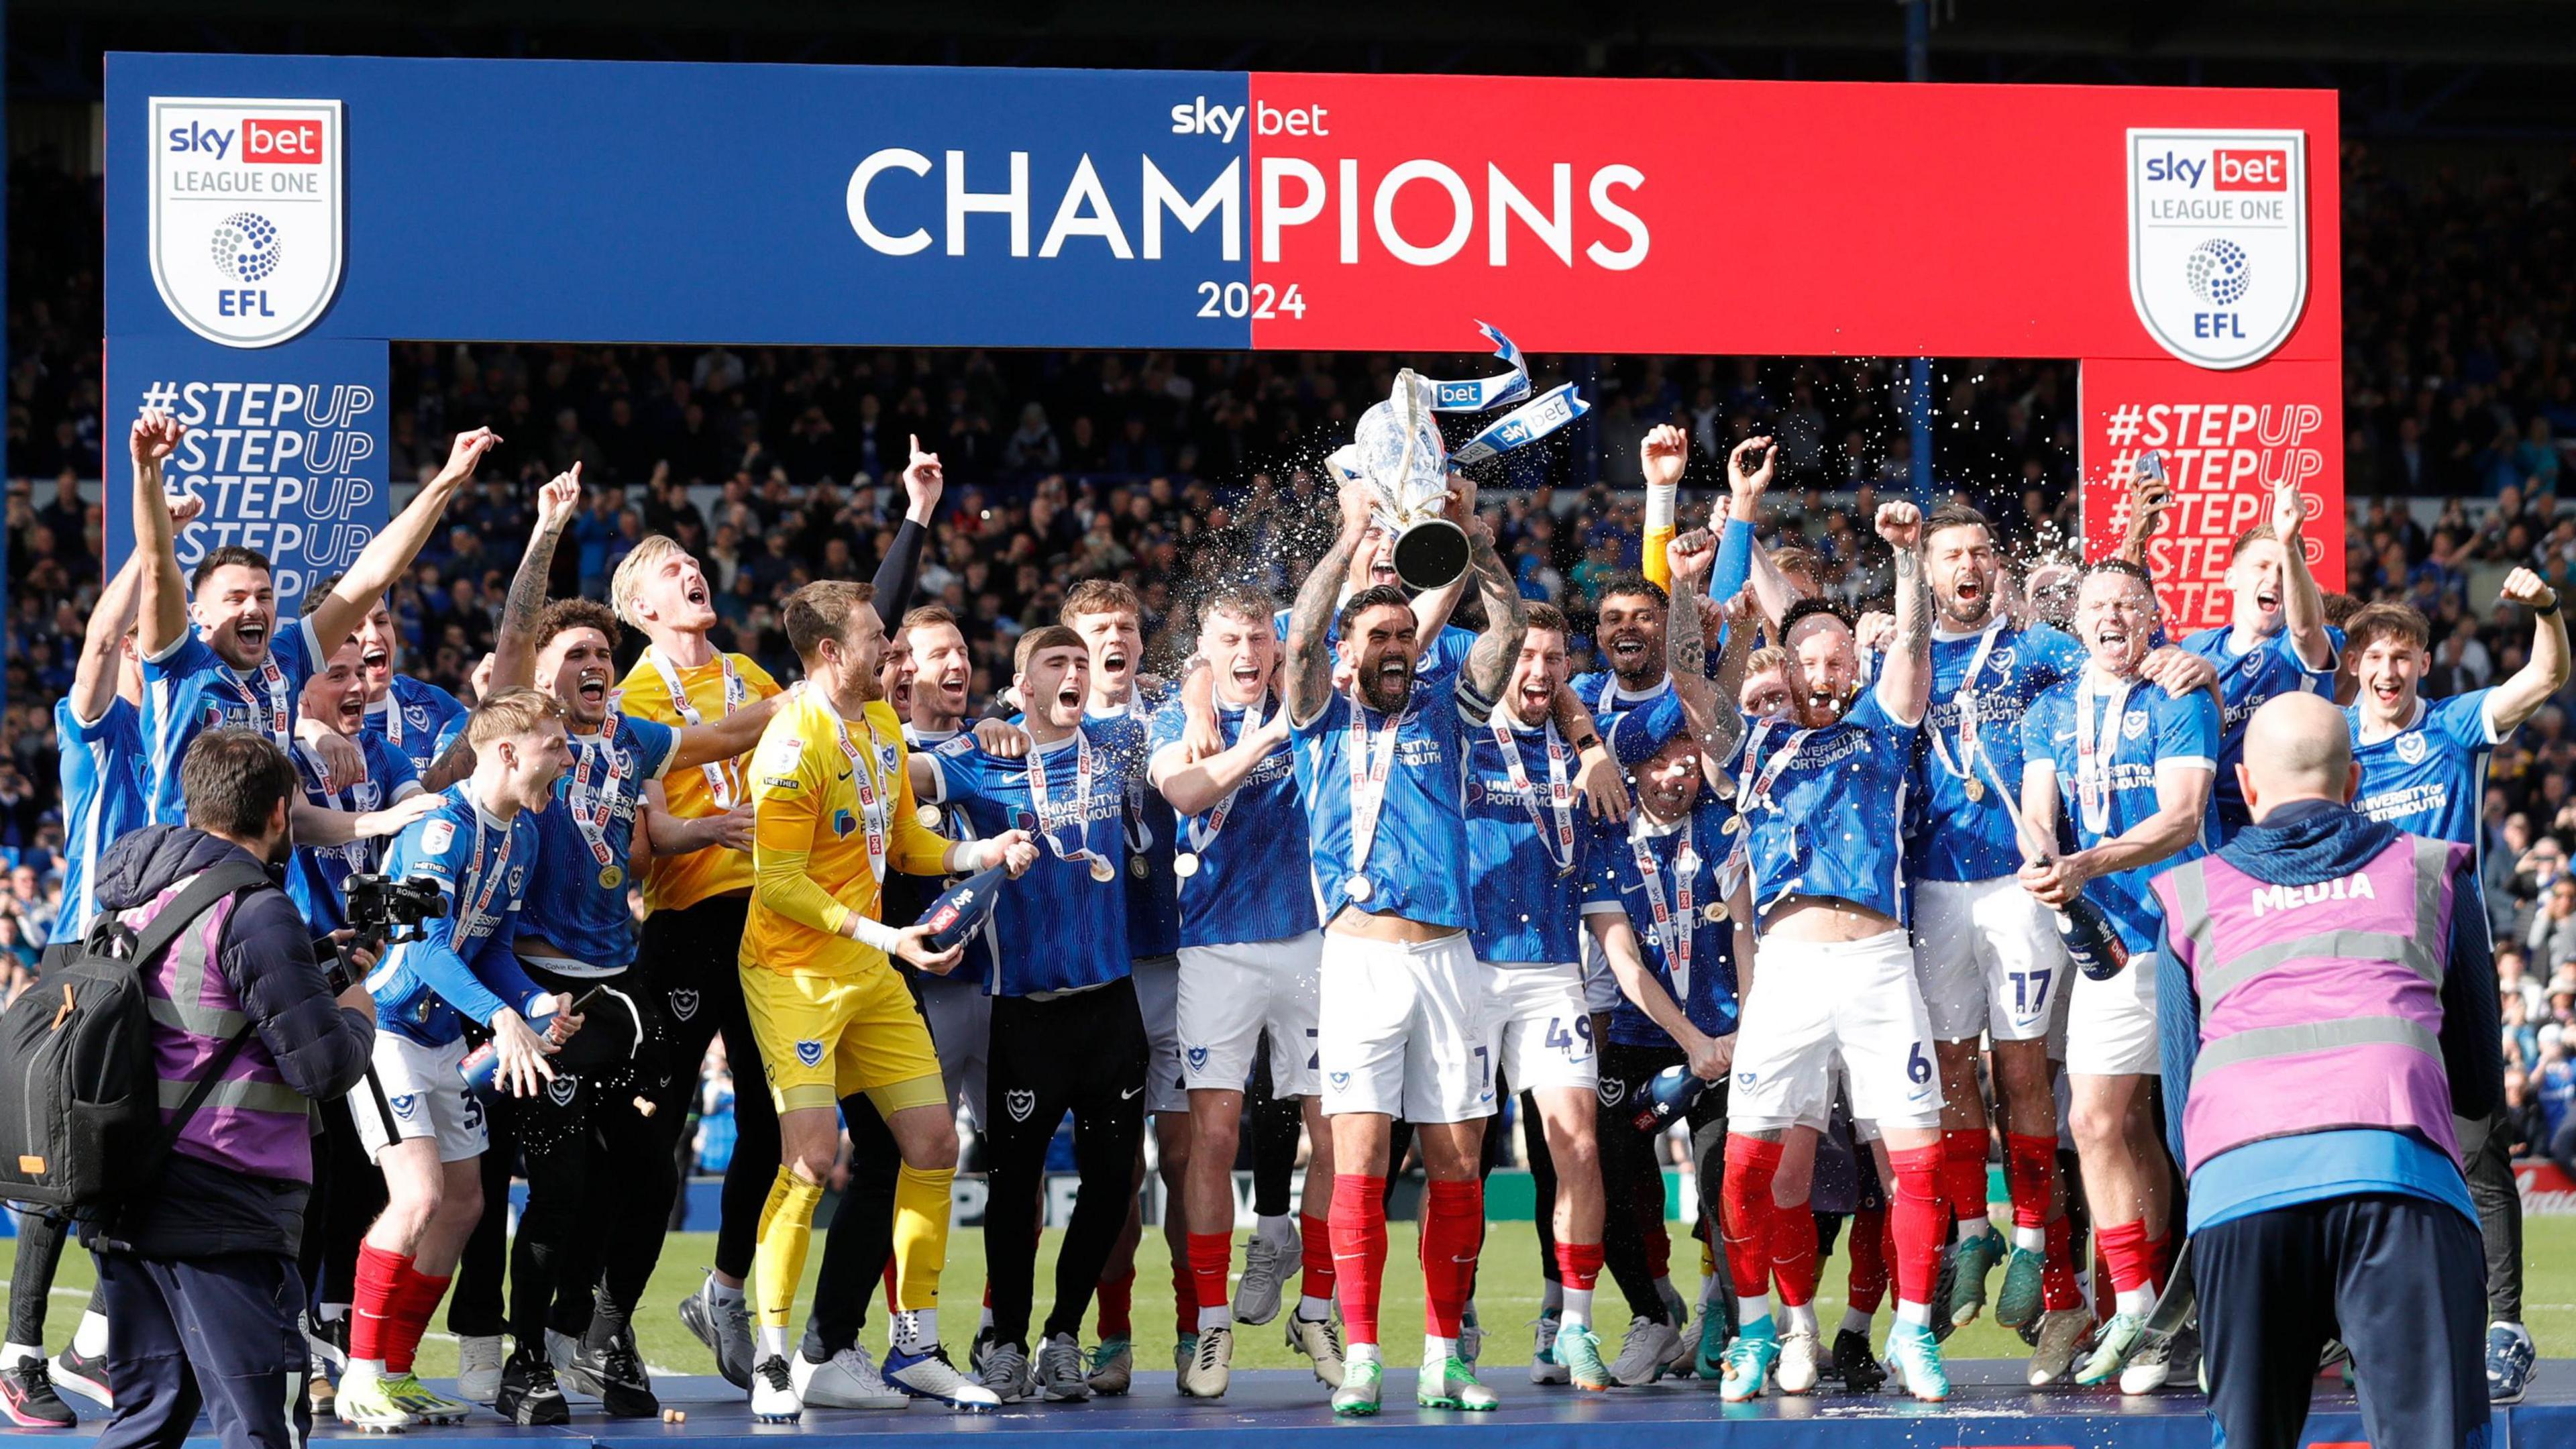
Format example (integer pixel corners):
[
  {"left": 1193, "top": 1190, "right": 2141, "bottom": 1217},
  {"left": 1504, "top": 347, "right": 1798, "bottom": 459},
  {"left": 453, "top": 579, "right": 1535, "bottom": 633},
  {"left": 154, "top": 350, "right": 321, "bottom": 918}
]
[{"left": 316, "top": 873, "right": 443, "bottom": 991}]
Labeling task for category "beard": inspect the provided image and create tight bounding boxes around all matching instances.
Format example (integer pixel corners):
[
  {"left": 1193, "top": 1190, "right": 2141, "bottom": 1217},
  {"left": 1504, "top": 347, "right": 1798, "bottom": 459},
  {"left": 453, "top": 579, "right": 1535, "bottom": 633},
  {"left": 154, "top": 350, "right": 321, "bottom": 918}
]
[{"left": 1358, "top": 659, "right": 1414, "bottom": 714}]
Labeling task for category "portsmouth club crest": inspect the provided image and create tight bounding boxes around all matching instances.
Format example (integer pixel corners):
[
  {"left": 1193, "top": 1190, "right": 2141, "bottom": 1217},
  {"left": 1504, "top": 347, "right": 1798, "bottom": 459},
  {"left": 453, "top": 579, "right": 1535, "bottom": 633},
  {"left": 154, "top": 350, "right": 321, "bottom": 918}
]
[
  {"left": 2127, "top": 128, "right": 2308, "bottom": 369},
  {"left": 150, "top": 97, "right": 345, "bottom": 347}
]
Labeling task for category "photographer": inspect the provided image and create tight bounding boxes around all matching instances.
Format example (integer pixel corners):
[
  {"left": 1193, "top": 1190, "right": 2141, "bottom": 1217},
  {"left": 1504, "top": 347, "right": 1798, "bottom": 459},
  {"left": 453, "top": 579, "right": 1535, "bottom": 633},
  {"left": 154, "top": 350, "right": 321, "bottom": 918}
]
[{"left": 84, "top": 730, "right": 376, "bottom": 1449}]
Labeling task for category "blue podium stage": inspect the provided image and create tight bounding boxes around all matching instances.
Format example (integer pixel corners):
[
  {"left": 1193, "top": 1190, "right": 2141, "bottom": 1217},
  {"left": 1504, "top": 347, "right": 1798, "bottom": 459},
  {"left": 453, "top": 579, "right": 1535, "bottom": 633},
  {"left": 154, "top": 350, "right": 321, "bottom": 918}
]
[{"left": 24, "top": 1364, "right": 2570, "bottom": 1447}]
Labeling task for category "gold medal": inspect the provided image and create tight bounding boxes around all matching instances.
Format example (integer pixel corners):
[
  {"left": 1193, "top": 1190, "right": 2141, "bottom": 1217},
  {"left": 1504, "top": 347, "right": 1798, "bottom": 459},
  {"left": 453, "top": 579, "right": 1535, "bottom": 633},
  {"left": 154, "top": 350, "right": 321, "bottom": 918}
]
[
  {"left": 915, "top": 804, "right": 942, "bottom": 829},
  {"left": 1130, "top": 855, "right": 1150, "bottom": 881},
  {"left": 598, "top": 865, "right": 624, "bottom": 890},
  {"left": 1962, "top": 775, "right": 1985, "bottom": 804},
  {"left": 1172, "top": 852, "right": 1200, "bottom": 878},
  {"left": 1704, "top": 901, "right": 1730, "bottom": 924},
  {"left": 1089, "top": 857, "right": 1116, "bottom": 883},
  {"left": 1722, "top": 813, "right": 1748, "bottom": 835}
]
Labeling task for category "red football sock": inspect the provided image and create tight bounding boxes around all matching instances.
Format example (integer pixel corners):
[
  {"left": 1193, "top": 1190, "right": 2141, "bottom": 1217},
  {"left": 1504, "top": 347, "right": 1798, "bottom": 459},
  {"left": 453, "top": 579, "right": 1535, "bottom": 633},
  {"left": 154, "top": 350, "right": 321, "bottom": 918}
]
[
  {"left": 2041, "top": 1214, "right": 2082, "bottom": 1311},
  {"left": 1330, "top": 1175, "right": 1387, "bottom": 1346},
  {"left": 1419, "top": 1179, "right": 1483, "bottom": 1340},
  {"left": 2003, "top": 1133, "right": 2058, "bottom": 1232},
  {"left": 1096, "top": 1271, "right": 1134, "bottom": 1339},
  {"left": 1845, "top": 1204, "right": 1890, "bottom": 1314},
  {"left": 1942, "top": 1128, "right": 1991, "bottom": 1229},
  {"left": 1769, "top": 1205, "right": 1820, "bottom": 1307},
  {"left": 1887, "top": 1145, "right": 1946, "bottom": 1309},
  {"left": 882, "top": 1260, "right": 900, "bottom": 1317},
  {"left": 2145, "top": 1228, "right": 2176, "bottom": 1297},
  {"left": 1187, "top": 1233, "right": 1234, "bottom": 1328},
  {"left": 1554, "top": 1240, "right": 1604, "bottom": 1293},
  {"left": 1720, "top": 1136, "right": 1784, "bottom": 1299},
  {"left": 350, "top": 1242, "right": 408, "bottom": 1366},
  {"left": 384, "top": 1260, "right": 451, "bottom": 1375},
  {"left": 2096, "top": 1218, "right": 2155, "bottom": 1296},
  {"left": 1298, "top": 1213, "right": 1336, "bottom": 1303}
]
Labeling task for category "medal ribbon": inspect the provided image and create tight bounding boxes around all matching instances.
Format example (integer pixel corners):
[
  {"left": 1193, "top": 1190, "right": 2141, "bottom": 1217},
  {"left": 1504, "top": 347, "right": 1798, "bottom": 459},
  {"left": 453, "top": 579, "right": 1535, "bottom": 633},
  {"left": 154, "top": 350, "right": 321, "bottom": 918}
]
[
  {"left": 1026, "top": 729, "right": 1108, "bottom": 874},
  {"left": 825, "top": 703, "right": 890, "bottom": 885},
  {"left": 1491, "top": 714, "right": 1576, "bottom": 874},
  {"left": 1630, "top": 815, "right": 1697, "bottom": 1002},
  {"left": 1735, "top": 717, "right": 1819, "bottom": 816},
  {"left": 2074, "top": 669, "right": 2135, "bottom": 839},
  {"left": 1185, "top": 694, "right": 1273, "bottom": 855},
  {"left": 648, "top": 648, "right": 748, "bottom": 808},
  {"left": 1342, "top": 693, "right": 1407, "bottom": 885},
  {"left": 463, "top": 817, "right": 514, "bottom": 935},
  {"left": 1927, "top": 620, "right": 2006, "bottom": 789},
  {"left": 568, "top": 731, "right": 630, "bottom": 871},
  {"left": 227, "top": 655, "right": 292, "bottom": 751}
]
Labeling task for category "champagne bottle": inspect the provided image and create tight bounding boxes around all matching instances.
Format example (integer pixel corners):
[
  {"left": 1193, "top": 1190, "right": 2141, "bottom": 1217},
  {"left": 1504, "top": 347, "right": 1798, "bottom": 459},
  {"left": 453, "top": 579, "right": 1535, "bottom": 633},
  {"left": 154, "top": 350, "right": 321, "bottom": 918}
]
[{"left": 2056, "top": 894, "right": 2131, "bottom": 981}]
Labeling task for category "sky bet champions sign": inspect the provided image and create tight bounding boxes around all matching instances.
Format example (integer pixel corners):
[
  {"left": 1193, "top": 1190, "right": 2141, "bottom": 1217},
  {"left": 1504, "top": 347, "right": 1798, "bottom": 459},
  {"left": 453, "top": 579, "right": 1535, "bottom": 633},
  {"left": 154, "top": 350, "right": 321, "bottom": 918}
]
[{"left": 103, "top": 54, "right": 2347, "bottom": 627}]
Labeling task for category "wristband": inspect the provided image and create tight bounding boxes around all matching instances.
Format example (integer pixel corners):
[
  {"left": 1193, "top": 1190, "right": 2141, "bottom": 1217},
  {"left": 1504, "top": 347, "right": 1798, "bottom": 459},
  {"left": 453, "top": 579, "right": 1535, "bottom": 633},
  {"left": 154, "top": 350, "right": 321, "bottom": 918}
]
[
  {"left": 851, "top": 914, "right": 904, "bottom": 953},
  {"left": 2540, "top": 598, "right": 2561, "bottom": 617},
  {"left": 1574, "top": 735, "right": 1605, "bottom": 754}
]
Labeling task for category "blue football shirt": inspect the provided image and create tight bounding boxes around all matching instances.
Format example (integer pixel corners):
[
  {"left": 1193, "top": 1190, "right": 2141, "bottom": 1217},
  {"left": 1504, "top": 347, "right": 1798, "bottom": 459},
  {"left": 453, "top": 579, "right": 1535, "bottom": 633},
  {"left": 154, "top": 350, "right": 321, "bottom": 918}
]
[
  {"left": 288, "top": 729, "right": 425, "bottom": 935},
  {"left": 1911, "top": 622, "right": 2089, "bottom": 883},
  {"left": 375, "top": 785, "right": 549, "bottom": 1047},
  {"left": 1731, "top": 684, "right": 1921, "bottom": 932},
  {"left": 2180, "top": 623, "right": 2342, "bottom": 841},
  {"left": 2022, "top": 671, "right": 2220, "bottom": 953},
  {"left": 2348, "top": 690, "right": 2502, "bottom": 853},
  {"left": 1466, "top": 712, "right": 1592, "bottom": 965},
  {"left": 50, "top": 697, "right": 149, "bottom": 947},
  {"left": 1580, "top": 797, "right": 1743, "bottom": 1049},
  {"left": 518, "top": 716, "right": 678, "bottom": 973},
  {"left": 926, "top": 717, "right": 1141, "bottom": 996},
  {"left": 1148, "top": 696, "right": 1318, "bottom": 950},
  {"left": 1292, "top": 671, "right": 1492, "bottom": 932},
  {"left": 366, "top": 674, "right": 469, "bottom": 780},
  {"left": 140, "top": 616, "right": 324, "bottom": 826}
]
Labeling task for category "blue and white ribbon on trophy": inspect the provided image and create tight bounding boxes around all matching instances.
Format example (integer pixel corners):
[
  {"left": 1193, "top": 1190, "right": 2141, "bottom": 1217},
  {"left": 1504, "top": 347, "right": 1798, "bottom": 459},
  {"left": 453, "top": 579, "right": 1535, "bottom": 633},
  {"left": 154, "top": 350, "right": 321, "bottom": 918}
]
[{"left": 1326, "top": 321, "right": 1593, "bottom": 589}]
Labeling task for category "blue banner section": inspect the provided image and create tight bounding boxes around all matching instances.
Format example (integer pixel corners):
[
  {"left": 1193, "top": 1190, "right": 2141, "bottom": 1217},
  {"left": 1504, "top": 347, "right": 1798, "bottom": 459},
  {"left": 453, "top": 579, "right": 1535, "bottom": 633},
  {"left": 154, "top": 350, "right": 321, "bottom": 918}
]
[
  {"left": 107, "top": 53, "right": 1254, "bottom": 350},
  {"left": 103, "top": 335, "right": 390, "bottom": 616}
]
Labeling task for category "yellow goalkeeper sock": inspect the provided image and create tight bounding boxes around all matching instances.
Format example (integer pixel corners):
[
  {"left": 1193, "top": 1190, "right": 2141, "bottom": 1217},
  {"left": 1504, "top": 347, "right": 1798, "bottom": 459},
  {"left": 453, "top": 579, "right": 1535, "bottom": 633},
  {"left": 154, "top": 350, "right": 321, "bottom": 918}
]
[
  {"left": 753, "top": 1167, "right": 824, "bottom": 1332},
  {"left": 892, "top": 1161, "right": 957, "bottom": 1311}
]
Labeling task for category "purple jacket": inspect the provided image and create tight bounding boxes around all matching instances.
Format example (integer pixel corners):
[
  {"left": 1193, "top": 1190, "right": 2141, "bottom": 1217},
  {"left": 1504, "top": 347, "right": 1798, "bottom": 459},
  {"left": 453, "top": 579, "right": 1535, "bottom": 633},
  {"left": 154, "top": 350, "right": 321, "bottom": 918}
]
[{"left": 89, "top": 825, "right": 373, "bottom": 1258}]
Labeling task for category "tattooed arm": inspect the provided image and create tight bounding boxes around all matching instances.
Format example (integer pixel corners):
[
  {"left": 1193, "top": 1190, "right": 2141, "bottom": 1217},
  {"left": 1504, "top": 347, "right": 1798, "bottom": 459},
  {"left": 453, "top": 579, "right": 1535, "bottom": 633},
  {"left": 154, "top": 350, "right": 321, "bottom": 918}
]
[
  {"left": 1454, "top": 480, "right": 1526, "bottom": 717},
  {"left": 1286, "top": 478, "right": 1374, "bottom": 727},
  {"left": 1663, "top": 529, "right": 1748, "bottom": 777},
  {"left": 491, "top": 468, "right": 582, "bottom": 691},
  {"left": 1872, "top": 501, "right": 1932, "bottom": 727}
]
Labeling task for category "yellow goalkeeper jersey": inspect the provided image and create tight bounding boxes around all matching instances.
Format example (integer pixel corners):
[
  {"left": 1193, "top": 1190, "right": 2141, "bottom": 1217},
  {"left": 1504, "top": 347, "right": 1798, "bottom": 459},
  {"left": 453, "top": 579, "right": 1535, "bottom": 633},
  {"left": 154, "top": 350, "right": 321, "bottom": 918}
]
[{"left": 743, "top": 690, "right": 950, "bottom": 978}]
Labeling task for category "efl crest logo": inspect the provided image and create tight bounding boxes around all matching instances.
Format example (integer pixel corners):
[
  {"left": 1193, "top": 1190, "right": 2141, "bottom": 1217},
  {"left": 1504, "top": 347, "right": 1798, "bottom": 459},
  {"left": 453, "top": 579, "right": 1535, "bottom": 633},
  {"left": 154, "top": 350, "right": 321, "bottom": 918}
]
[
  {"left": 150, "top": 97, "right": 344, "bottom": 348},
  {"left": 795, "top": 1040, "right": 825, "bottom": 1067},
  {"left": 2128, "top": 129, "right": 2308, "bottom": 370}
]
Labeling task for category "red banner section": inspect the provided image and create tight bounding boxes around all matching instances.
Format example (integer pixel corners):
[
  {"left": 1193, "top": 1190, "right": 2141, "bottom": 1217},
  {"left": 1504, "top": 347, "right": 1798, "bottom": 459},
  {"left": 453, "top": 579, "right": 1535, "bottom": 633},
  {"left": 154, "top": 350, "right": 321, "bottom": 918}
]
[
  {"left": 1241, "top": 73, "right": 2340, "bottom": 364},
  {"left": 2080, "top": 356, "right": 2345, "bottom": 635}
]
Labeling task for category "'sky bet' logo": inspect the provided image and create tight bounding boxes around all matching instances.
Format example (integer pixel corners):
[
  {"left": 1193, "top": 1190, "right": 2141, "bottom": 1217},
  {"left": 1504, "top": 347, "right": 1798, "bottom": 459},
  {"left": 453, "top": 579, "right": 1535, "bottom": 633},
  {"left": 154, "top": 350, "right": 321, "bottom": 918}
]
[
  {"left": 2127, "top": 128, "right": 2308, "bottom": 370},
  {"left": 150, "top": 96, "right": 345, "bottom": 347}
]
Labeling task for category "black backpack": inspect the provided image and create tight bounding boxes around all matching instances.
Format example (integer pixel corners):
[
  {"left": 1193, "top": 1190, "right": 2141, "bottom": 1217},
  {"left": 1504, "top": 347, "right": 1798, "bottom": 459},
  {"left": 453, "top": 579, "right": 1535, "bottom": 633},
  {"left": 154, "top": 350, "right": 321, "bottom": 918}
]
[{"left": 0, "top": 859, "right": 272, "bottom": 1218}]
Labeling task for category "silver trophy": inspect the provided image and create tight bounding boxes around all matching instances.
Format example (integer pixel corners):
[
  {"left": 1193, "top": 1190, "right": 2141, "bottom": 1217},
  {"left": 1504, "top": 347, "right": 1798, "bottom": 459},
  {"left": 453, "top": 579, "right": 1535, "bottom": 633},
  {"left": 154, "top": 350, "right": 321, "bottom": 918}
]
[{"left": 1327, "top": 321, "right": 1591, "bottom": 592}]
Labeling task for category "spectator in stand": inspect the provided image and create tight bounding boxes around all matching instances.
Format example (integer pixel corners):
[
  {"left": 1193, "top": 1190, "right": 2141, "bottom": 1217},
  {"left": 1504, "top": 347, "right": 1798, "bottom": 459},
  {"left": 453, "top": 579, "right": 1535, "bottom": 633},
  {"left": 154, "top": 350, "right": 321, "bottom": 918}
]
[{"left": 2527, "top": 875, "right": 2576, "bottom": 970}]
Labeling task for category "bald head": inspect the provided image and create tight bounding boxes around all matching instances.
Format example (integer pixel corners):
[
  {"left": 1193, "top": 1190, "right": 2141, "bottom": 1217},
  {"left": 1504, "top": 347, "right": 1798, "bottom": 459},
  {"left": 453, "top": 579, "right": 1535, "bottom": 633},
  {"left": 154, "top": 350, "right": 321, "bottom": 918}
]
[{"left": 2239, "top": 692, "right": 2355, "bottom": 822}]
